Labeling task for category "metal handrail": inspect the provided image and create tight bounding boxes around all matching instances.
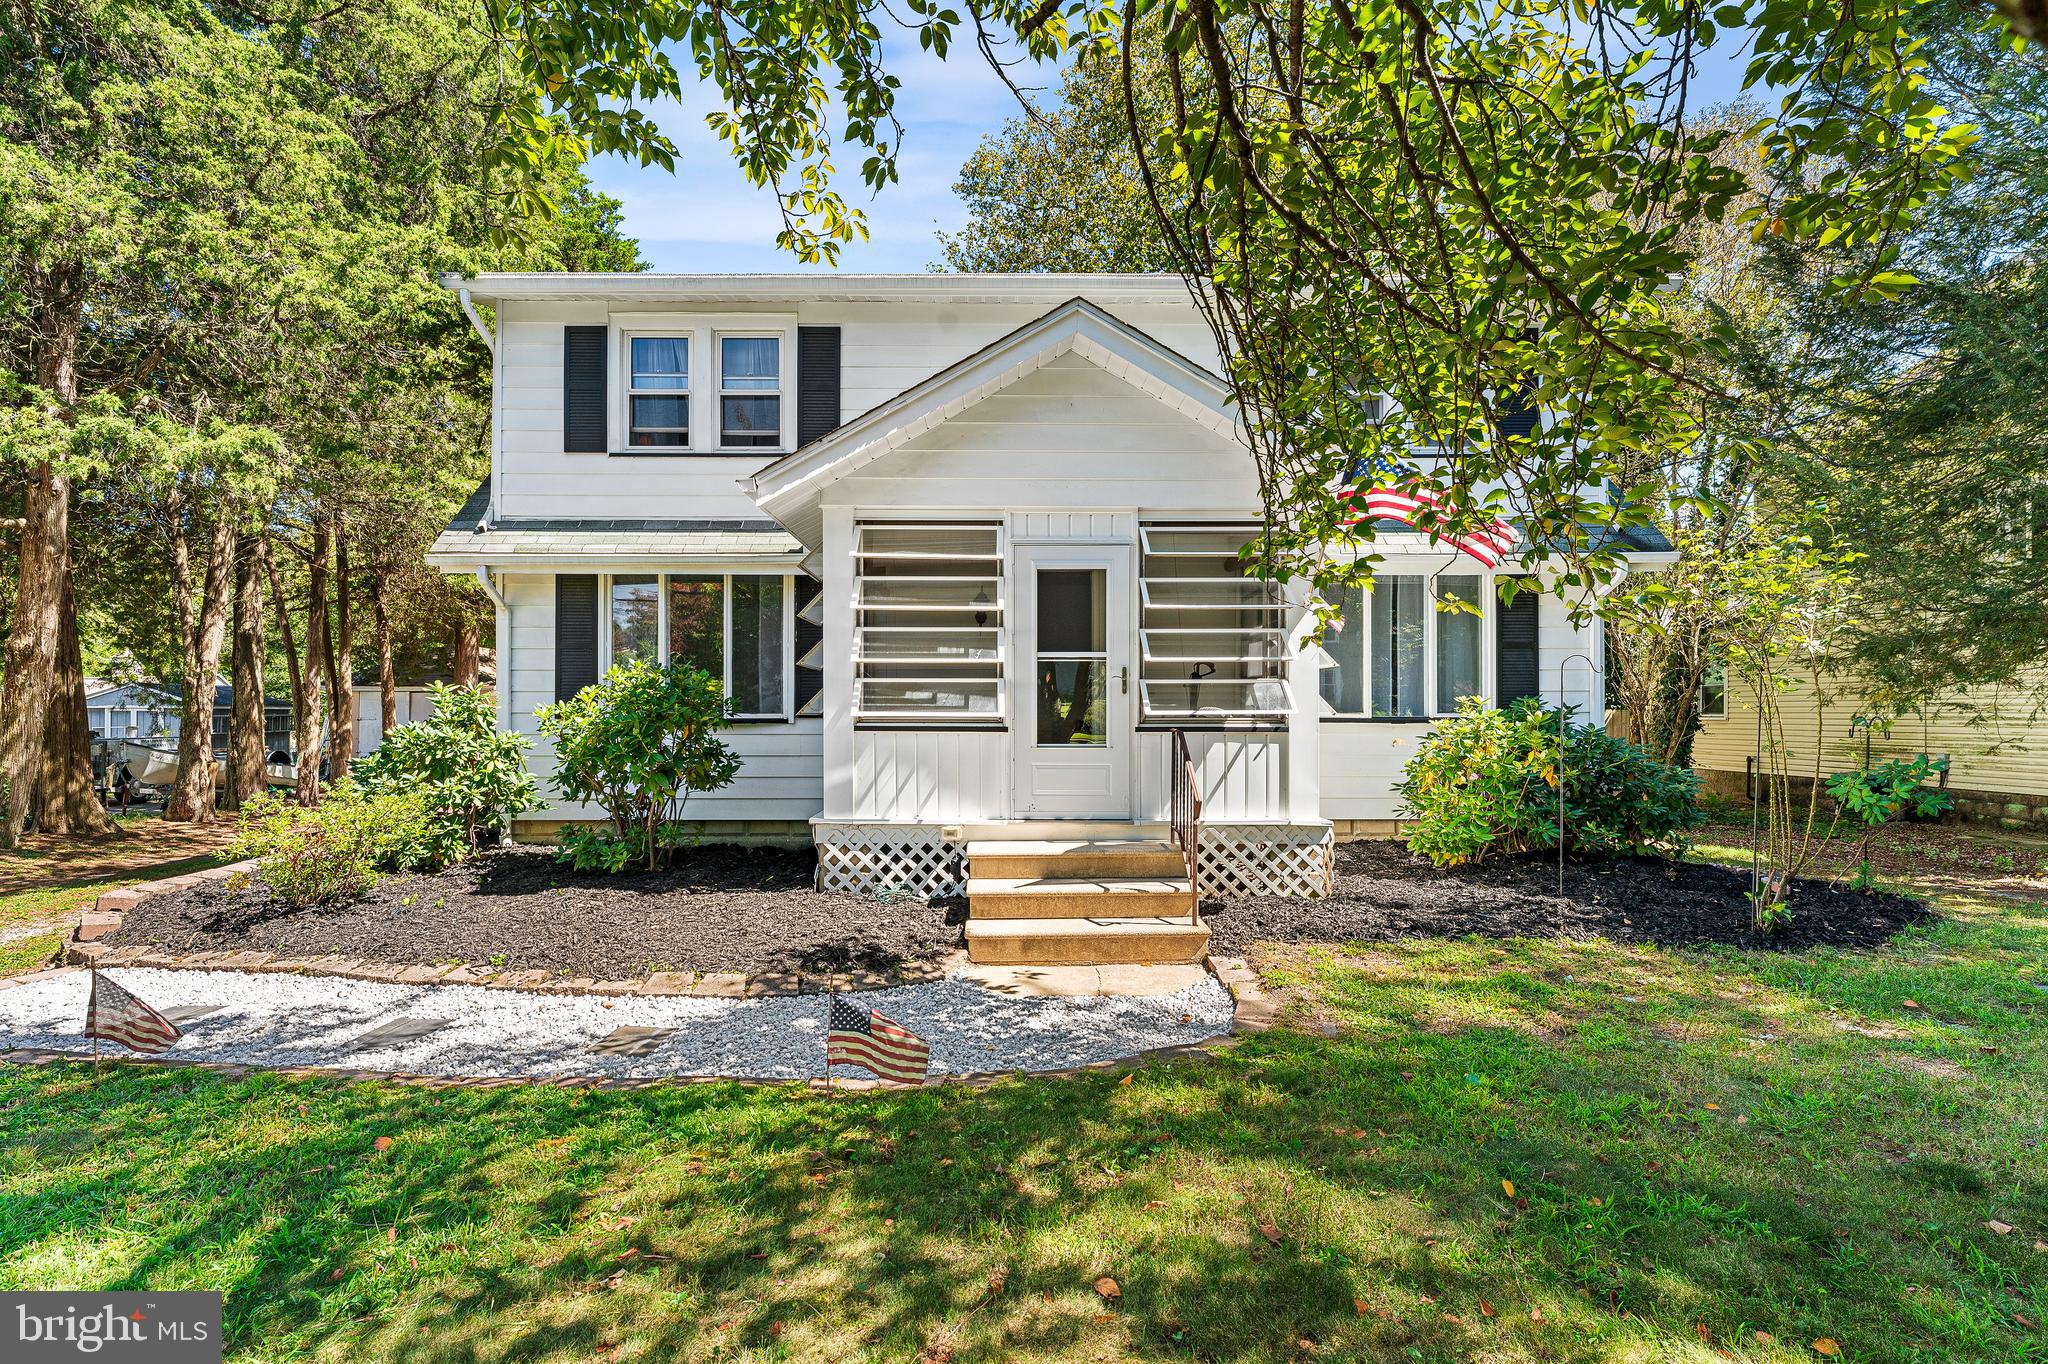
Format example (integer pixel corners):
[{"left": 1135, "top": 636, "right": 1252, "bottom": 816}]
[{"left": 1168, "top": 727, "right": 1202, "bottom": 923}]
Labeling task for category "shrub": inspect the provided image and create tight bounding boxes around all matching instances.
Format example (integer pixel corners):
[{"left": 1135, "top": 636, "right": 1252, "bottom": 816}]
[
  {"left": 533, "top": 658, "right": 742, "bottom": 872},
  {"left": 1397, "top": 697, "right": 1704, "bottom": 867},
  {"left": 352, "top": 683, "right": 537, "bottom": 862},
  {"left": 1825, "top": 753, "right": 1953, "bottom": 890},
  {"left": 230, "top": 784, "right": 441, "bottom": 908}
]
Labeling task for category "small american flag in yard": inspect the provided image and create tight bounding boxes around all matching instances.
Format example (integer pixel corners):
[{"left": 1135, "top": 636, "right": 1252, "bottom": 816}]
[
  {"left": 85, "top": 970, "right": 182, "bottom": 1054},
  {"left": 826, "top": 995, "right": 930, "bottom": 1085}
]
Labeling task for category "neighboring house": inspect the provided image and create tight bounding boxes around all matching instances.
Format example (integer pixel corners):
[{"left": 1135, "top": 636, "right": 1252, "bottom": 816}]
[
  {"left": 425, "top": 272, "right": 1674, "bottom": 937},
  {"left": 352, "top": 685, "right": 441, "bottom": 755},
  {"left": 1692, "top": 665, "right": 2048, "bottom": 829},
  {"left": 86, "top": 680, "right": 294, "bottom": 753}
]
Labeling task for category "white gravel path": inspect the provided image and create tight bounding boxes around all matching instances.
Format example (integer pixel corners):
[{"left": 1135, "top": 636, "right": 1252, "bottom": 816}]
[{"left": 0, "top": 968, "right": 1234, "bottom": 1082}]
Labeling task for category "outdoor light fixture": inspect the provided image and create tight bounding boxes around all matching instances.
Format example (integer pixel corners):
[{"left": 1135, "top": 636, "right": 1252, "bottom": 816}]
[{"left": 973, "top": 585, "right": 990, "bottom": 628}]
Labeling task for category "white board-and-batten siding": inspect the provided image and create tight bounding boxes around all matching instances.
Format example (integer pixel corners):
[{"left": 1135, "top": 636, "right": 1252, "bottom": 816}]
[
  {"left": 499, "top": 572, "right": 825, "bottom": 823},
  {"left": 490, "top": 301, "right": 1223, "bottom": 525}
]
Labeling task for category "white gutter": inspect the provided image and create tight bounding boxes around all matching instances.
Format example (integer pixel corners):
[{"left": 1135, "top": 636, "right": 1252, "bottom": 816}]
[
  {"left": 456, "top": 288, "right": 496, "bottom": 358},
  {"left": 472, "top": 566, "right": 508, "bottom": 612}
]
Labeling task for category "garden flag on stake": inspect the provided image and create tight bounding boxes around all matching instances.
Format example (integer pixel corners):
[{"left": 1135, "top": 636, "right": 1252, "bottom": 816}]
[
  {"left": 84, "top": 968, "right": 182, "bottom": 1055},
  {"left": 1345, "top": 456, "right": 1517, "bottom": 568},
  {"left": 826, "top": 995, "right": 930, "bottom": 1085}
]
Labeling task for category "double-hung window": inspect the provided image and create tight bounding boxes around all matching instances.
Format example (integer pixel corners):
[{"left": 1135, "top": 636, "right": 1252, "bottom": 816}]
[
  {"left": 1698, "top": 663, "right": 1727, "bottom": 719},
  {"left": 627, "top": 338, "right": 689, "bottom": 446},
  {"left": 603, "top": 572, "right": 791, "bottom": 718},
  {"left": 719, "top": 336, "right": 781, "bottom": 448},
  {"left": 1320, "top": 574, "right": 1487, "bottom": 718}
]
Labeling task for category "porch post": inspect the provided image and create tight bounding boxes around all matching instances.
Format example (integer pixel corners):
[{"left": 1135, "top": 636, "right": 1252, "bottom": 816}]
[
  {"left": 1286, "top": 582, "right": 1321, "bottom": 824},
  {"left": 820, "top": 506, "right": 856, "bottom": 819}
]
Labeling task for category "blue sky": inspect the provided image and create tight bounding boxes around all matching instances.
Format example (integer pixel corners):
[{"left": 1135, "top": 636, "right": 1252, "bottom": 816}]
[{"left": 584, "top": 34, "right": 1760, "bottom": 275}]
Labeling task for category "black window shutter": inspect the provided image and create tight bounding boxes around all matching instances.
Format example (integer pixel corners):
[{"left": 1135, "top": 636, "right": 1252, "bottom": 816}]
[
  {"left": 555, "top": 575, "right": 600, "bottom": 701},
  {"left": 796, "top": 326, "right": 842, "bottom": 446},
  {"left": 1495, "top": 581, "right": 1541, "bottom": 706},
  {"left": 793, "top": 575, "right": 823, "bottom": 714},
  {"left": 563, "top": 326, "right": 608, "bottom": 453}
]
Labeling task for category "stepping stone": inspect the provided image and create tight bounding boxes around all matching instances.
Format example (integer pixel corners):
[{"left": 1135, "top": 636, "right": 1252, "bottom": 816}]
[
  {"left": 347, "top": 1016, "right": 451, "bottom": 1053},
  {"left": 591, "top": 1026, "right": 675, "bottom": 1058},
  {"left": 159, "top": 1004, "right": 223, "bottom": 1025}
]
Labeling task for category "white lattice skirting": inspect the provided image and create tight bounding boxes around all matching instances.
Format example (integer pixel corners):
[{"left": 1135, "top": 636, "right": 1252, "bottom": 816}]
[
  {"left": 815, "top": 825, "right": 968, "bottom": 899},
  {"left": 1198, "top": 824, "right": 1336, "bottom": 899}
]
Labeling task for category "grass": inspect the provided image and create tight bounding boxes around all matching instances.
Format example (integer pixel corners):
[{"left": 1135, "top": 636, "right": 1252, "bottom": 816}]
[{"left": 2, "top": 857, "right": 2045, "bottom": 1361}]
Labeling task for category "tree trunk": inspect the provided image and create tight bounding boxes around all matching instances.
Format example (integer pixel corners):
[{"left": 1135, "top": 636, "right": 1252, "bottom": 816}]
[
  {"left": 326, "top": 530, "right": 355, "bottom": 780},
  {"left": 0, "top": 263, "right": 86, "bottom": 846},
  {"left": 299, "top": 524, "right": 331, "bottom": 804},
  {"left": 452, "top": 612, "right": 481, "bottom": 688},
  {"left": 166, "top": 509, "right": 237, "bottom": 822},
  {"left": 38, "top": 571, "right": 115, "bottom": 837},
  {"left": 371, "top": 569, "right": 397, "bottom": 738},
  {"left": 226, "top": 529, "right": 267, "bottom": 810}
]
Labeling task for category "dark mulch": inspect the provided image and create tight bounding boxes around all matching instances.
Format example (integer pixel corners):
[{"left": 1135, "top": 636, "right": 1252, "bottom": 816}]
[
  {"left": 1206, "top": 840, "right": 1937, "bottom": 954},
  {"left": 105, "top": 845, "right": 964, "bottom": 978}
]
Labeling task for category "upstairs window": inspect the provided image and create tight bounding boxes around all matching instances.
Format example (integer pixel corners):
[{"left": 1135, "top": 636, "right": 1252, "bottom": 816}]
[
  {"left": 1138, "top": 524, "right": 1292, "bottom": 722},
  {"left": 719, "top": 336, "right": 781, "bottom": 448},
  {"left": 628, "top": 338, "right": 689, "bottom": 447},
  {"left": 1320, "top": 574, "right": 1487, "bottom": 718}
]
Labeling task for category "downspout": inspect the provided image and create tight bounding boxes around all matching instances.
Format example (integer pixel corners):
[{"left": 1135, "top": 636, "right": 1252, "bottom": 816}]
[
  {"left": 455, "top": 285, "right": 502, "bottom": 524},
  {"left": 474, "top": 567, "right": 511, "bottom": 732}
]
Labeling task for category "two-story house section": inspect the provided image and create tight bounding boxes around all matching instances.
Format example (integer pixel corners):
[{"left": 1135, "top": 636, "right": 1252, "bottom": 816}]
[{"left": 426, "top": 273, "right": 1675, "bottom": 918}]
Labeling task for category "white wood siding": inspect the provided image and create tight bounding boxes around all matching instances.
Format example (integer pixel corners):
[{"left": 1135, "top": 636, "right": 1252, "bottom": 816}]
[
  {"left": 498, "top": 572, "right": 825, "bottom": 822},
  {"left": 492, "top": 299, "right": 1222, "bottom": 525},
  {"left": 1316, "top": 600, "right": 1603, "bottom": 820},
  {"left": 1136, "top": 730, "right": 1291, "bottom": 822},
  {"left": 846, "top": 729, "right": 1009, "bottom": 821}
]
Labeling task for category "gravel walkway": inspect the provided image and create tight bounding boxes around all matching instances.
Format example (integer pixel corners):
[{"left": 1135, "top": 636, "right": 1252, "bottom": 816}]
[{"left": 0, "top": 968, "right": 1234, "bottom": 1082}]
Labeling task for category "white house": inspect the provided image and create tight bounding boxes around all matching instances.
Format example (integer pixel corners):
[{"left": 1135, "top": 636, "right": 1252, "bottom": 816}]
[{"left": 425, "top": 273, "right": 1673, "bottom": 963}]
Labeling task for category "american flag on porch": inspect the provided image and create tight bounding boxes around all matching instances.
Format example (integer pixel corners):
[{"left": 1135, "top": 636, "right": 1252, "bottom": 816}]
[
  {"left": 827, "top": 995, "right": 931, "bottom": 1084},
  {"left": 85, "top": 969, "right": 182, "bottom": 1054},
  {"left": 1346, "top": 455, "right": 1518, "bottom": 568}
]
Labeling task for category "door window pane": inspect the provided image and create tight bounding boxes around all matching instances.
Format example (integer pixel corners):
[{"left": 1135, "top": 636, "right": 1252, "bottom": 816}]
[
  {"left": 1318, "top": 582, "right": 1365, "bottom": 713},
  {"left": 1038, "top": 569, "right": 1104, "bottom": 653},
  {"left": 1370, "top": 576, "right": 1426, "bottom": 717},
  {"left": 610, "top": 576, "right": 659, "bottom": 666},
  {"left": 1435, "top": 574, "right": 1482, "bottom": 713},
  {"left": 1037, "top": 661, "right": 1106, "bottom": 745},
  {"left": 666, "top": 576, "right": 724, "bottom": 678},
  {"left": 731, "top": 576, "right": 785, "bottom": 714}
]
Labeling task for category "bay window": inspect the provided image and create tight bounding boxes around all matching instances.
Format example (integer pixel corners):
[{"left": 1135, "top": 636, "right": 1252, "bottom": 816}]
[
  {"left": 602, "top": 572, "right": 793, "bottom": 719},
  {"left": 1320, "top": 573, "right": 1491, "bottom": 718}
]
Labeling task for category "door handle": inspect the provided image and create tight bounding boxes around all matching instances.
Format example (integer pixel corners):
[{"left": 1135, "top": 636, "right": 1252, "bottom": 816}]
[{"left": 1120, "top": 666, "right": 1129, "bottom": 695}]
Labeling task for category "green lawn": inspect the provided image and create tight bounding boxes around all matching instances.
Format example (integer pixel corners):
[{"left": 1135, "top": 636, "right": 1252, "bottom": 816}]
[{"left": 2, "top": 860, "right": 2044, "bottom": 1361}]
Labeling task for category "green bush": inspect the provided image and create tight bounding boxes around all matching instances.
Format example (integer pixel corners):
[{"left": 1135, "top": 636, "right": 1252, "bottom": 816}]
[
  {"left": 352, "top": 683, "right": 537, "bottom": 862},
  {"left": 1397, "top": 697, "right": 1704, "bottom": 867},
  {"left": 1825, "top": 753, "right": 1953, "bottom": 890},
  {"left": 534, "top": 658, "right": 741, "bottom": 872},
  {"left": 230, "top": 784, "right": 441, "bottom": 908}
]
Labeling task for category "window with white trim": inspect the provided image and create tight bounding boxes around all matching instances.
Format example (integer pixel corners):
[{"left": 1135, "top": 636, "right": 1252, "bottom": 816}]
[
  {"left": 718, "top": 335, "right": 781, "bottom": 448},
  {"left": 1319, "top": 573, "right": 1488, "bottom": 718},
  {"left": 1138, "top": 524, "right": 1291, "bottom": 721},
  {"left": 1698, "top": 662, "right": 1727, "bottom": 719},
  {"left": 601, "top": 572, "right": 793, "bottom": 719},
  {"left": 854, "top": 522, "right": 1003, "bottom": 721},
  {"left": 627, "top": 337, "right": 689, "bottom": 446}
]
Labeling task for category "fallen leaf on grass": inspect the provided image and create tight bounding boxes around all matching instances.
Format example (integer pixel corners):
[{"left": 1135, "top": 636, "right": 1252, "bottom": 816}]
[
  {"left": 1901, "top": 999, "right": 1920, "bottom": 1009},
  {"left": 1259, "top": 1222, "right": 1282, "bottom": 1244},
  {"left": 768, "top": 1322, "right": 784, "bottom": 1340},
  {"left": 1501, "top": 1179, "right": 1516, "bottom": 1199},
  {"left": 329, "top": 1268, "right": 345, "bottom": 1282},
  {"left": 1755, "top": 1331, "right": 1775, "bottom": 1344},
  {"left": 1118, "top": 1073, "right": 1133, "bottom": 1086},
  {"left": 1529, "top": 1306, "right": 1543, "bottom": 1323},
  {"left": 1353, "top": 1298, "right": 1368, "bottom": 1317},
  {"left": 1478, "top": 1299, "right": 1497, "bottom": 1318},
  {"left": 1094, "top": 1276, "right": 1121, "bottom": 1301},
  {"left": 1812, "top": 1338, "right": 1841, "bottom": 1356},
  {"left": 386, "top": 1225, "right": 396, "bottom": 1243},
  {"left": 1987, "top": 1220, "right": 2014, "bottom": 1235},
  {"left": 1091, "top": 1313, "right": 1115, "bottom": 1324},
  {"left": 1143, "top": 1200, "right": 1166, "bottom": 1210},
  {"left": 372, "top": 1136, "right": 393, "bottom": 1152}
]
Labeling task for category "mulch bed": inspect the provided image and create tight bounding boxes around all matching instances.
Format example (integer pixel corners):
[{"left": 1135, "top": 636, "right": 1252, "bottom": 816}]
[
  {"left": 1206, "top": 840, "right": 1937, "bottom": 954},
  {"left": 103, "top": 846, "right": 964, "bottom": 978}
]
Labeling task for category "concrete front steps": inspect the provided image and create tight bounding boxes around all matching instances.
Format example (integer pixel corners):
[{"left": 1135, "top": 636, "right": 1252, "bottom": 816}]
[{"left": 963, "top": 838, "right": 1208, "bottom": 966}]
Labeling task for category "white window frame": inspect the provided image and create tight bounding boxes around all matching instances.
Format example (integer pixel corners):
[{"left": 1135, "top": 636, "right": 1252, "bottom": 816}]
[
  {"left": 598, "top": 571, "right": 796, "bottom": 721},
  {"left": 714, "top": 332, "right": 786, "bottom": 452},
  {"left": 609, "top": 317, "right": 795, "bottom": 455},
  {"left": 1319, "top": 569, "right": 1496, "bottom": 720},
  {"left": 1698, "top": 662, "right": 1728, "bottom": 719},
  {"left": 853, "top": 520, "right": 1007, "bottom": 724},
  {"left": 623, "top": 333, "right": 691, "bottom": 449},
  {"left": 1137, "top": 523, "right": 1294, "bottom": 722}
]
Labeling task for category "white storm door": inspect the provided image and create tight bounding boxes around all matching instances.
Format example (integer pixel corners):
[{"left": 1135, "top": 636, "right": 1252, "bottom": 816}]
[{"left": 1012, "top": 542, "right": 1135, "bottom": 818}]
